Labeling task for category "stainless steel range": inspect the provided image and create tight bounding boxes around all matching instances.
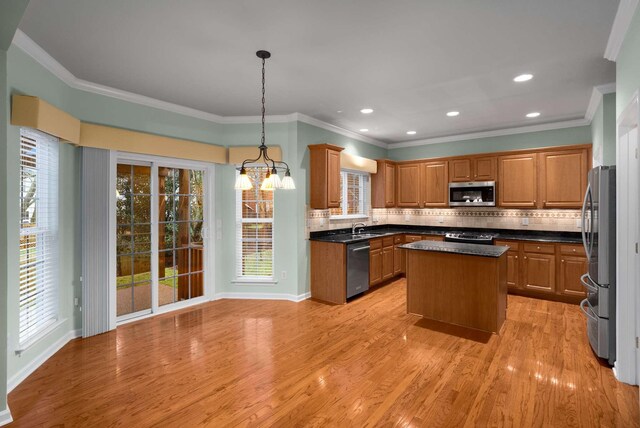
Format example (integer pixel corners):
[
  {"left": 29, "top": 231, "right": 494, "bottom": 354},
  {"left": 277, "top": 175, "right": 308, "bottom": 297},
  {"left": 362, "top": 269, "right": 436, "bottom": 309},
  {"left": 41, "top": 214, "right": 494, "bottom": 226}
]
[{"left": 444, "top": 232, "right": 494, "bottom": 245}]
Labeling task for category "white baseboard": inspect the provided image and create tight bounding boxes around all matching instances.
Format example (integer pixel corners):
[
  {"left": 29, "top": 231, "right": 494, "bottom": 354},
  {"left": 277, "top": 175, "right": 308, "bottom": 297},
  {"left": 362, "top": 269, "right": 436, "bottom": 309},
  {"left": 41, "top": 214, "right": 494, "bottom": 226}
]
[
  {"left": 7, "top": 328, "right": 82, "bottom": 393},
  {"left": 0, "top": 408, "right": 13, "bottom": 427},
  {"left": 214, "top": 291, "right": 311, "bottom": 302}
]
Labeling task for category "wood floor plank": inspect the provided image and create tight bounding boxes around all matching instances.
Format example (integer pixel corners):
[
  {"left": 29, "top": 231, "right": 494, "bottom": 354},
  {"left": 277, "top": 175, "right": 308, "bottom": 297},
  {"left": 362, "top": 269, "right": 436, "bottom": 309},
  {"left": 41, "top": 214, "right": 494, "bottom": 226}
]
[{"left": 7, "top": 279, "right": 639, "bottom": 427}]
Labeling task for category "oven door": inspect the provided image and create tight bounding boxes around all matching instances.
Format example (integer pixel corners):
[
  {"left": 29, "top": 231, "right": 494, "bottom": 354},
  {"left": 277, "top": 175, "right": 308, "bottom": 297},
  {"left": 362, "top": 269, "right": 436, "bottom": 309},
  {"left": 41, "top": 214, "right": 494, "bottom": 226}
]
[{"left": 449, "top": 182, "right": 496, "bottom": 206}]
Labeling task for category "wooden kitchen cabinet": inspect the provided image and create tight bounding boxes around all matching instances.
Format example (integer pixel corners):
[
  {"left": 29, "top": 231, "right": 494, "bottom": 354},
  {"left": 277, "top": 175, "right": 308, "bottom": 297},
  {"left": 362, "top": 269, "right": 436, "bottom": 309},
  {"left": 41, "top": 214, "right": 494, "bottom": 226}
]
[
  {"left": 394, "top": 244, "right": 404, "bottom": 275},
  {"left": 369, "top": 238, "right": 383, "bottom": 286},
  {"left": 382, "top": 246, "right": 394, "bottom": 280},
  {"left": 498, "top": 153, "right": 537, "bottom": 208},
  {"left": 523, "top": 247, "right": 556, "bottom": 294},
  {"left": 308, "top": 144, "right": 344, "bottom": 209},
  {"left": 558, "top": 244, "right": 587, "bottom": 298},
  {"left": 449, "top": 156, "right": 497, "bottom": 182},
  {"left": 421, "top": 161, "right": 448, "bottom": 207},
  {"left": 539, "top": 149, "right": 589, "bottom": 209},
  {"left": 495, "top": 240, "right": 521, "bottom": 291},
  {"left": 449, "top": 159, "right": 472, "bottom": 182},
  {"left": 397, "top": 163, "right": 422, "bottom": 207},
  {"left": 371, "top": 160, "right": 396, "bottom": 208},
  {"left": 473, "top": 156, "right": 497, "bottom": 181}
]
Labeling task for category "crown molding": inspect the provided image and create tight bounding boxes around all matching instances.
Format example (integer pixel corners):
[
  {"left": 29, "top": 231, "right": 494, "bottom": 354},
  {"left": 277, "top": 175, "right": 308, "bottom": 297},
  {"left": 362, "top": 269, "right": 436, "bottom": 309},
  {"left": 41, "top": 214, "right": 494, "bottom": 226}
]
[
  {"left": 388, "top": 118, "right": 590, "bottom": 149},
  {"left": 585, "top": 82, "right": 617, "bottom": 122},
  {"left": 293, "top": 113, "right": 389, "bottom": 149},
  {"left": 10, "top": 29, "right": 387, "bottom": 147},
  {"left": 10, "top": 29, "right": 606, "bottom": 154},
  {"left": 605, "top": 0, "right": 639, "bottom": 61}
]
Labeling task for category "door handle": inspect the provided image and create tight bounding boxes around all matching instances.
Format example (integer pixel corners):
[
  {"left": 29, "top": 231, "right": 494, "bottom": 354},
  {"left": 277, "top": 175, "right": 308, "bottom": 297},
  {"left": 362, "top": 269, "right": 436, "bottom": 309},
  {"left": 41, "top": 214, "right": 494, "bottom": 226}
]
[
  {"left": 352, "top": 246, "right": 371, "bottom": 252},
  {"left": 580, "top": 273, "right": 598, "bottom": 293},
  {"left": 580, "top": 299, "right": 598, "bottom": 322}
]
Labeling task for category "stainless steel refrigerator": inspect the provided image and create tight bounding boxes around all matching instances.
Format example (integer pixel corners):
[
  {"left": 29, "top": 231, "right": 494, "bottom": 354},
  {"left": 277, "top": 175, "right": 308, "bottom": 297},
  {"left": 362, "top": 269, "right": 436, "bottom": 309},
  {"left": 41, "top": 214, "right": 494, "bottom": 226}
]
[{"left": 580, "top": 165, "right": 616, "bottom": 365}]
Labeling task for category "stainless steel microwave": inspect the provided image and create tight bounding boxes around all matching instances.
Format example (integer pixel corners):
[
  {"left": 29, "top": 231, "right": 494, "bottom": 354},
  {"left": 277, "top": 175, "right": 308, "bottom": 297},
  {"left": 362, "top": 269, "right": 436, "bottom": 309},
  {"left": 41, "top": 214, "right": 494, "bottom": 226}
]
[{"left": 448, "top": 181, "right": 496, "bottom": 206}]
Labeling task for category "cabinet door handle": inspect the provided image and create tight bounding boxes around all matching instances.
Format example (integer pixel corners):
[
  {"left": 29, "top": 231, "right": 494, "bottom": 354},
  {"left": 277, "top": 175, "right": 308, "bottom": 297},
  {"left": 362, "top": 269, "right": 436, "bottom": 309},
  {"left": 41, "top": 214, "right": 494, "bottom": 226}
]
[
  {"left": 561, "top": 259, "right": 565, "bottom": 263},
  {"left": 524, "top": 256, "right": 527, "bottom": 260},
  {"left": 515, "top": 256, "right": 518, "bottom": 259}
]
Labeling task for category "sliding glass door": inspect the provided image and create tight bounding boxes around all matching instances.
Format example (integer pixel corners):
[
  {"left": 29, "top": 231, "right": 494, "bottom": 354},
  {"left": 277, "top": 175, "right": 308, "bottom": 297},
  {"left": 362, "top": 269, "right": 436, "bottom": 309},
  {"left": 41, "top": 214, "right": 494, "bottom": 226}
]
[
  {"left": 116, "top": 163, "right": 152, "bottom": 318},
  {"left": 116, "top": 157, "right": 210, "bottom": 322},
  {"left": 158, "top": 167, "right": 204, "bottom": 306}
]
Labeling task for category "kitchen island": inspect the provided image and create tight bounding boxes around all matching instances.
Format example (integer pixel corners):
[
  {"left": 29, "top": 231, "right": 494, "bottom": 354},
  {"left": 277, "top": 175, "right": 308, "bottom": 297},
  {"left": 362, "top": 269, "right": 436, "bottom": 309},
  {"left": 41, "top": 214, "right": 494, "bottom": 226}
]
[{"left": 400, "top": 240, "right": 509, "bottom": 334}]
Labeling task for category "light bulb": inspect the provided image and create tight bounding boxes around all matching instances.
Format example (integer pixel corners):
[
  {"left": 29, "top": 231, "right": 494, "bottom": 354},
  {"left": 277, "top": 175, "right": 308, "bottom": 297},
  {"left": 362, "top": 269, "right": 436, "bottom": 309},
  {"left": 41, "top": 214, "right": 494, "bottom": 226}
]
[
  {"left": 234, "top": 168, "right": 252, "bottom": 190},
  {"left": 260, "top": 174, "right": 274, "bottom": 191},
  {"left": 282, "top": 175, "right": 296, "bottom": 190},
  {"left": 270, "top": 172, "right": 283, "bottom": 189}
]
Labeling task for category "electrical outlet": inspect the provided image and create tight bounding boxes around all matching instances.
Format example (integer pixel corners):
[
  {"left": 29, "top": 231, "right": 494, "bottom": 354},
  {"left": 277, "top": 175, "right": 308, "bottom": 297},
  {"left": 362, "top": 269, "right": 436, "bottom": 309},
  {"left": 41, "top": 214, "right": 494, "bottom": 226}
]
[
  {"left": 74, "top": 297, "right": 79, "bottom": 306},
  {"left": 521, "top": 217, "right": 529, "bottom": 226},
  {"left": 576, "top": 219, "right": 581, "bottom": 229},
  {"left": 281, "top": 271, "right": 287, "bottom": 280},
  {"left": 404, "top": 214, "right": 411, "bottom": 223},
  {"left": 437, "top": 216, "right": 444, "bottom": 224}
]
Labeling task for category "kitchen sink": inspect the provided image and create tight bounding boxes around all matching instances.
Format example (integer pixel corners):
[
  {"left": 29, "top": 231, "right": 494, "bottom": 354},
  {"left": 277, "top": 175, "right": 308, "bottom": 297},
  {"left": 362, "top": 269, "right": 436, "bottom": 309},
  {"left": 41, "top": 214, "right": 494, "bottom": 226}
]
[{"left": 350, "top": 233, "right": 385, "bottom": 239}]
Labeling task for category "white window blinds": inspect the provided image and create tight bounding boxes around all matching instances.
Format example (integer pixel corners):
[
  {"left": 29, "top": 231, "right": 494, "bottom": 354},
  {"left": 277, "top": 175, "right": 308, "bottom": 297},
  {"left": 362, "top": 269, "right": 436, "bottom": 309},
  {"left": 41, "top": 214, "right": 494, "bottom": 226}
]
[
  {"left": 235, "top": 167, "right": 274, "bottom": 279},
  {"left": 19, "top": 128, "right": 59, "bottom": 345},
  {"left": 330, "top": 170, "right": 369, "bottom": 217}
]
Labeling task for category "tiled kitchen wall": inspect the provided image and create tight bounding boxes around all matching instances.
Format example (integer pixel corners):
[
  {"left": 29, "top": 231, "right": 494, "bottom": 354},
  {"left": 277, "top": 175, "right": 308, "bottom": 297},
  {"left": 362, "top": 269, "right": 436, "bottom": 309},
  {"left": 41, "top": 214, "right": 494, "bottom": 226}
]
[{"left": 307, "top": 207, "right": 582, "bottom": 236}]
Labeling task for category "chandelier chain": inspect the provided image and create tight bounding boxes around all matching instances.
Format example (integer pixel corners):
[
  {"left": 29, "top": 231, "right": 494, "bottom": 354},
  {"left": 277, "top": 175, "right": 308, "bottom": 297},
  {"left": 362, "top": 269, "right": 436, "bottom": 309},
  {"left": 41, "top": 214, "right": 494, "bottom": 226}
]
[{"left": 261, "top": 57, "right": 266, "bottom": 147}]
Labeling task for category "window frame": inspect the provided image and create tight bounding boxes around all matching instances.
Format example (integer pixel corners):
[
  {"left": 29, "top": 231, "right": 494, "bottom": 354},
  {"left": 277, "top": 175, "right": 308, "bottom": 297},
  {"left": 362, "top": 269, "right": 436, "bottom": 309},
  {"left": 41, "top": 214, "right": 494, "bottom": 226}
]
[
  {"left": 17, "top": 128, "right": 60, "bottom": 351},
  {"left": 330, "top": 169, "right": 370, "bottom": 220},
  {"left": 234, "top": 166, "right": 276, "bottom": 284}
]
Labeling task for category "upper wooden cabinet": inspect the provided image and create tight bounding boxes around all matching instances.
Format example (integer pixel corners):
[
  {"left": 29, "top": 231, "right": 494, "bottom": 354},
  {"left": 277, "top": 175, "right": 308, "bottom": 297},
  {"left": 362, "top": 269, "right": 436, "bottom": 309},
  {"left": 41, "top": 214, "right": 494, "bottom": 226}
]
[
  {"left": 308, "top": 144, "right": 344, "bottom": 209},
  {"left": 422, "top": 161, "right": 448, "bottom": 207},
  {"left": 449, "top": 159, "right": 472, "bottom": 182},
  {"left": 473, "top": 156, "right": 497, "bottom": 181},
  {"left": 449, "top": 156, "right": 497, "bottom": 182},
  {"left": 371, "top": 160, "right": 396, "bottom": 208},
  {"left": 498, "top": 153, "right": 538, "bottom": 208},
  {"left": 397, "top": 163, "right": 422, "bottom": 207},
  {"left": 539, "top": 149, "right": 588, "bottom": 209}
]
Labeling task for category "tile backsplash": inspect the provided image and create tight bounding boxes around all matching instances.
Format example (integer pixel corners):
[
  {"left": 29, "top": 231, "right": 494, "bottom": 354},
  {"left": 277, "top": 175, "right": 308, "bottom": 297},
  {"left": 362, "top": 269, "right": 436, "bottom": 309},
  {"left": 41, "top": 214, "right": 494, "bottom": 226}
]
[{"left": 307, "top": 207, "right": 582, "bottom": 235}]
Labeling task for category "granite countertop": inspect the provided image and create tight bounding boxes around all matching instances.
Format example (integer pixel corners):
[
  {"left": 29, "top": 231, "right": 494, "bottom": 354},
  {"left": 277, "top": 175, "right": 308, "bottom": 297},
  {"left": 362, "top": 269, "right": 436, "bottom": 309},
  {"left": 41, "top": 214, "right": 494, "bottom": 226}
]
[
  {"left": 399, "top": 240, "right": 510, "bottom": 258},
  {"left": 309, "top": 225, "right": 582, "bottom": 245}
]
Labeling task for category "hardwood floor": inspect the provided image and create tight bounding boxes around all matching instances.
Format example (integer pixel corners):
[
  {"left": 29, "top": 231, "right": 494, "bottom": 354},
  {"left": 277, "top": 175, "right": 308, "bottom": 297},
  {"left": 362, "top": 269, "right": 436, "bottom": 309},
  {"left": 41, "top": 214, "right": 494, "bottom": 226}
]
[{"left": 7, "top": 279, "right": 639, "bottom": 427}]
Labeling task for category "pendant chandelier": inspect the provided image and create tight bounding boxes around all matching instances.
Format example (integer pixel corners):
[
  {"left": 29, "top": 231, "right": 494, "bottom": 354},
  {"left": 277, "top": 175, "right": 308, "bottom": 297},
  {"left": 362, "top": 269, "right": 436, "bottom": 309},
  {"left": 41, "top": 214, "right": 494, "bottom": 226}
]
[{"left": 234, "top": 50, "right": 295, "bottom": 191}]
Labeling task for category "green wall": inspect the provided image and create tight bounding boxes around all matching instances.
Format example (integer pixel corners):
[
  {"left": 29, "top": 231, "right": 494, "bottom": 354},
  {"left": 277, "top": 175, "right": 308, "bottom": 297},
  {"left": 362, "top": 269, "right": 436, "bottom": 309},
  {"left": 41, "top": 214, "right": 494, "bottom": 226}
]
[
  {"left": 591, "top": 93, "right": 617, "bottom": 166},
  {"left": 617, "top": 8, "right": 640, "bottom": 116},
  {"left": 388, "top": 126, "right": 592, "bottom": 161}
]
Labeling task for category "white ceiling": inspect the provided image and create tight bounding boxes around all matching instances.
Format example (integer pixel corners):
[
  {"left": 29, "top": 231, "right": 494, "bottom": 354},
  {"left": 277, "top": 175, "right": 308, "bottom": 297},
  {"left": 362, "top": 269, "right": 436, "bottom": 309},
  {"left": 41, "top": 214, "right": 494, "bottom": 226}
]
[{"left": 18, "top": 0, "right": 618, "bottom": 144}]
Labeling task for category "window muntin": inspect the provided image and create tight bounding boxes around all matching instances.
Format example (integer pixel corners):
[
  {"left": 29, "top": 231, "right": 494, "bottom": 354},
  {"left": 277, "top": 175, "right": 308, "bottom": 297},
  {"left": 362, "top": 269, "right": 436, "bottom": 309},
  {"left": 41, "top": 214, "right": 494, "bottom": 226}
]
[
  {"left": 236, "top": 167, "right": 274, "bottom": 279},
  {"left": 19, "top": 129, "right": 59, "bottom": 345}
]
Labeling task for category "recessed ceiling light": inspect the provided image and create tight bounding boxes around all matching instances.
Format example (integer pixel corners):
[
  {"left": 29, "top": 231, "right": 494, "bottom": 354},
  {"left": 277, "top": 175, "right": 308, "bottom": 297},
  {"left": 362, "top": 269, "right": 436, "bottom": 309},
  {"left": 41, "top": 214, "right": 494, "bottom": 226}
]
[
  {"left": 336, "top": 110, "right": 343, "bottom": 113},
  {"left": 446, "top": 111, "right": 460, "bottom": 117},
  {"left": 526, "top": 112, "right": 541, "bottom": 118},
  {"left": 514, "top": 74, "right": 533, "bottom": 82},
  {"left": 360, "top": 108, "right": 374, "bottom": 114},
  {"left": 406, "top": 131, "right": 416, "bottom": 135},
  {"left": 359, "top": 128, "right": 369, "bottom": 132}
]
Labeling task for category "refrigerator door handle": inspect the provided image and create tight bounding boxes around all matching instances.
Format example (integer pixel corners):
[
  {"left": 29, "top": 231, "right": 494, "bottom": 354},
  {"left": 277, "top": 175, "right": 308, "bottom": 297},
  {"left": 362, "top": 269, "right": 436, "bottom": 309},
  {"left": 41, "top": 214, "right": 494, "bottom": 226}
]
[
  {"left": 581, "top": 183, "right": 591, "bottom": 261},
  {"left": 580, "top": 273, "right": 598, "bottom": 293},
  {"left": 580, "top": 299, "right": 598, "bottom": 322}
]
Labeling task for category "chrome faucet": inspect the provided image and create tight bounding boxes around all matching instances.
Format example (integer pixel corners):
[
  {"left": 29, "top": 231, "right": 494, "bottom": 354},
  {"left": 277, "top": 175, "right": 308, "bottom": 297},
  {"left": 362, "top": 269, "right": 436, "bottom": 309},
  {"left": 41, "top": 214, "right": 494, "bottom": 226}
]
[{"left": 352, "top": 222, "right": 366, "bottom": 234}]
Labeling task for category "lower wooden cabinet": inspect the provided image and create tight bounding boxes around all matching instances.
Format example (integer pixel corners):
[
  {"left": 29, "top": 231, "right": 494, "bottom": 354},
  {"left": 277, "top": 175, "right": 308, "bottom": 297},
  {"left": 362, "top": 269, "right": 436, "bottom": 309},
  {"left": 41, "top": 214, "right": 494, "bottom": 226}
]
[
  {"left": 369, "top": 247, "right": 383, "bottom": 286},
  {"left": 495, "top": 239, "right": 586, "bottom": 303},
  {"left": 393, "top": 245, "right": 404, "bottom": 275},
  {"left": 382, "top": 246, "right": 394, "bottom": 280},
  {"left": 523, "top": 252, "right": 556, "bottom": 294}
]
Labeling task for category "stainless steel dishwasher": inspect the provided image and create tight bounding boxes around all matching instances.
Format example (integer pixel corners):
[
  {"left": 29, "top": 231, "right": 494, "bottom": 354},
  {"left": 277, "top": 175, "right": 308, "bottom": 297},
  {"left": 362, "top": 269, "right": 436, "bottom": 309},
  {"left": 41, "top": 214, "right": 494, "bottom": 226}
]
[{"left": 346, "top": 241, "right": 370, "bottom": 298}]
